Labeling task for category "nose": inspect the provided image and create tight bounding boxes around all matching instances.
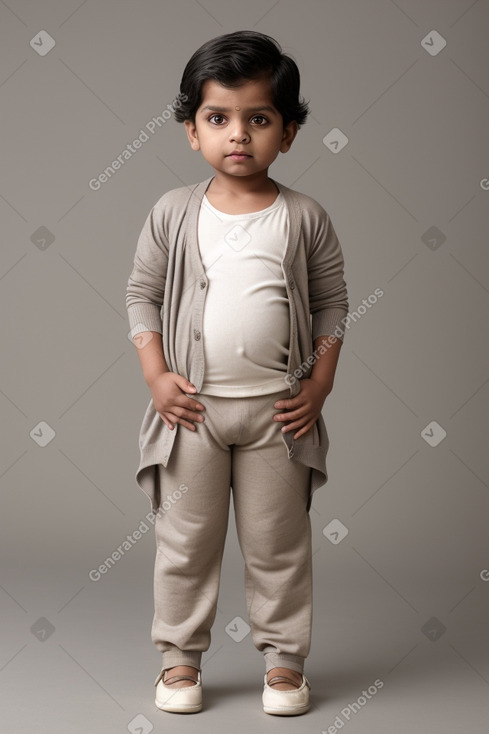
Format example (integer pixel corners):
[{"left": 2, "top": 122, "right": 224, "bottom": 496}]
[{"left": 229, "top": 120, "right": 250, "bottom": 143}]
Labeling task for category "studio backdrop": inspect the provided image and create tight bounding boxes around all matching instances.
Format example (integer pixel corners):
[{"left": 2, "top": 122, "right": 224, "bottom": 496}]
[{"left": 1, "top": 1, "right": 488, "bottom": 733}]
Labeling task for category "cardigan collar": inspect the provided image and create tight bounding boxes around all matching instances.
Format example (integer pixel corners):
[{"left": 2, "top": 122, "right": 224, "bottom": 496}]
[{"left": 184, "top": 175, "right": 302, "bottom": 276}]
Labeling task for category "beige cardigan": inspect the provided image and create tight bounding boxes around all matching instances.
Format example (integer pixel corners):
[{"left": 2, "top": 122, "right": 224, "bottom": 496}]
[{"left": 126, "top": 175, "right": 349, "bottom": 512}]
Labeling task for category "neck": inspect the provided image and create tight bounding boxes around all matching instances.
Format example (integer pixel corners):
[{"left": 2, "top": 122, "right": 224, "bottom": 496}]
[{"left": 207, "top": 171, "right": 277, "bottom": 198}]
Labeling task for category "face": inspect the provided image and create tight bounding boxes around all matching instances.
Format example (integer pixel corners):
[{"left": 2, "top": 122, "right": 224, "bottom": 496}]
[{"left": 184, "top": 76, "right": 298, "bottom": 179}]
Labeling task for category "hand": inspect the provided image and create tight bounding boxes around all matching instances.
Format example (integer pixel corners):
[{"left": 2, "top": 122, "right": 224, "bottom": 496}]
[
  {"left": 148, "top": 372, "right": 205, "bottom": 431},
  {"left": 273, "top": 378, "right": 329, "bottom": 440}
]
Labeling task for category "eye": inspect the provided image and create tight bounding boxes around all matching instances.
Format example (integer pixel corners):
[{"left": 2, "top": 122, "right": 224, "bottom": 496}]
[
  {"left": 208, "top": 114, "right": 226, "bottom": 124},
  {"left": 251, "top": 115, "right": 268, "bottom": 125}
]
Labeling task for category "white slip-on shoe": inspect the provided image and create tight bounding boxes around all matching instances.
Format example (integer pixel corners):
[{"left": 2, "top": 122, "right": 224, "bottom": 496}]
[
  {"left": 262, "top": 672, "right": 311, "bottom": 716},
  {"left": 154, "top": 668, "right": 202, "bottom": 713}
]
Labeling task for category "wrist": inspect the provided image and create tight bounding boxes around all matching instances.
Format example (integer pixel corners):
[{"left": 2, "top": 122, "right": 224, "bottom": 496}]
[
  {"left": 309, "top": 376, "right": 332, "bottom": 400},
  {"left": 144, "top": 369, "right": 168, "bottom": 388}
]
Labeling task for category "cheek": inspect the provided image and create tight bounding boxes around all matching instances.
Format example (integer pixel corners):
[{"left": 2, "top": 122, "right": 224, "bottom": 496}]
[{"left": 202, "top": 141, "right": 219, "bottom": 156}]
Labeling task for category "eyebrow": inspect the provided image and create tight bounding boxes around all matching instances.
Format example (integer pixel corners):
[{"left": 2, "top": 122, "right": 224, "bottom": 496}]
[{"left": 200, "top": 105, "right": 277, "bottom": 114}]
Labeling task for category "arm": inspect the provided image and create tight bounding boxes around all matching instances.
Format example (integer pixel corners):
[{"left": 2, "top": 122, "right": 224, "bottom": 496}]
[
  {"left": 126, "top": 202, "right": 204, "bottom": 430},
  {"left": 132, "top": 330, "right": 169, "bottom": 384},
  {"left": 273, "top": 203, "right": 348, "bottom": 439},
  {"left": 131, "top": 330, "right": 205, "bottom": 431},
  {"left": 309, "top": 333, "right": 343, "bottom": 397},
  {"left": 273, "top": 334, "right": 343, "bottom": 439}
]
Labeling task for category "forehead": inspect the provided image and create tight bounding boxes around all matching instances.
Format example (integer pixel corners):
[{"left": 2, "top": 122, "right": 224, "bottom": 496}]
[{"left": 199, "top": 77, "right": 275, "bottom": 107}]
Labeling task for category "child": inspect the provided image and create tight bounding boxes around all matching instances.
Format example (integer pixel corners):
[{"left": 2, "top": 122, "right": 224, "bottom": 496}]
[{"left": 126, "top": 29, "right": 349, "bottom": 716}]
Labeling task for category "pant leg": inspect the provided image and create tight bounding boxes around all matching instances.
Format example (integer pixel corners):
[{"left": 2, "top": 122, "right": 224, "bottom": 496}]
[
  {"left": 230, "top": 388, "right": 313, "bottom": 674},
  {"left": 152, "top": 397, "right": 237, "bottom": 670}
]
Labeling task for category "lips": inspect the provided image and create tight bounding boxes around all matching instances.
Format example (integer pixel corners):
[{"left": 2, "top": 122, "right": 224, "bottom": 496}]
[{"left": 227, "top": 151, "right": 251, "bottom": 157}]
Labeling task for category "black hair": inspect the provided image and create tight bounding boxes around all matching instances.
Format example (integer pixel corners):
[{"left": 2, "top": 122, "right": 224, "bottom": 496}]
[{"left": 173, "top": 30, "right": 310, "bottom": 128}]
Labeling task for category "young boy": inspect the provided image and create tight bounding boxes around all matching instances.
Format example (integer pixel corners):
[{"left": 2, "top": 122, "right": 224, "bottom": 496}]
[{"left": 126, "top": 30, "right": 349, "bottom": 716}]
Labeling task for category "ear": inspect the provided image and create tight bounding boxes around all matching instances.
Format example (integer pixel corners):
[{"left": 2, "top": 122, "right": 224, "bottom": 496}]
[
  {"left": 279, "top": 120, "right": 299, "bottom": 154},
  {"left": 184, "top": 119, "right": 201, "bottom": 151}
]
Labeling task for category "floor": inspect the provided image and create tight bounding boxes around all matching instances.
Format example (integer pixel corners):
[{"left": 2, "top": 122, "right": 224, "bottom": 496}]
[{"left": 2, "top": 514, "right": 488, "bottom": 734}]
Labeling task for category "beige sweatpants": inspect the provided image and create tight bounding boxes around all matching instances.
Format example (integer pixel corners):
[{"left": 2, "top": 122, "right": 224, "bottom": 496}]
[{"left": 152, "top": 387, "right": 312, "bottom": 675}]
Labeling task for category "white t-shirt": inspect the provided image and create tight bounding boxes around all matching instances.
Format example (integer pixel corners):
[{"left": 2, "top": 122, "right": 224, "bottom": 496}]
[{"left": 197, "top": 191, "right": 290, "bottom": 397}]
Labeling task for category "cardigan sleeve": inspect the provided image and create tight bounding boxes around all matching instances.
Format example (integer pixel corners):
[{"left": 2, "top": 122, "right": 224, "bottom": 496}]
[
  {"left": 125, "top": 198, "right": 169, "bottom": 337},
  {"left": 307, "top": 204, "right": 349, "bottom": 341}
]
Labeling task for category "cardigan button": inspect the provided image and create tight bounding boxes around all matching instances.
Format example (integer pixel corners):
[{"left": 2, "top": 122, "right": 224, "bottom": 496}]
[
  {"left": 193, "top": 329, "right": 201, "bottom": 340},
  {"left": 289, "top": 278, "right": 295, "bottom": 290},
  {"left": 199, "top": 279, "right": 206, "bottom": 289}
]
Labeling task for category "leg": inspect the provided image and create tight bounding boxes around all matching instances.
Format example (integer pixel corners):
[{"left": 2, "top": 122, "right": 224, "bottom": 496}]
[
  {"left": 230, "top": 389, "right": 313, "bottom": 684},
  {"left": 152, "top": 396, "right": 232, "bottom": 674}
]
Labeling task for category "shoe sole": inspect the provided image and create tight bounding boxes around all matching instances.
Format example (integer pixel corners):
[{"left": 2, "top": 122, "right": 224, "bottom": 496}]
[
  {"left": 155, "top": 699, "right": 202, "bottom": 714},
  {"left": 263, "top": 703, "right": 310, "bottom": 716}
]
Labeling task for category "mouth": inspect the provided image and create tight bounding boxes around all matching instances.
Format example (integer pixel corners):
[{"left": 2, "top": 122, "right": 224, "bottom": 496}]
[{"left": 227, "top": 152, "right": 252, "bottom": 160}]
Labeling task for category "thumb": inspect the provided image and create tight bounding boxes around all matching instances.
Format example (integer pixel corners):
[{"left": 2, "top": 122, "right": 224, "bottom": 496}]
[{"left": 176, "top": 375, "right": 196, "bottom": 392}]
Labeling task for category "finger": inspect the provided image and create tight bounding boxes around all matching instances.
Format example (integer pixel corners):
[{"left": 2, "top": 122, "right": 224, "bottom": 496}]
[
  {"left": 274, "top": 398, "right": 300, "bottom": 410},
  {"left": 188, "top": 399, "right": 205, "bottom": 411},
  {"left": 177, "top": 418, "right": 198, "bottom": 431},
  {"left": 158, "top": 413, "right": 174, "bottom": 430},
  {"left": 280, "top": 416, "right": 312, "bottom": 433},
  {"left": 160, "top": 411, "right": 197, "bottom": 432},
  {"left": 292, "top": 422, "right": 315, "bottom": 439},
  {"left": 176, "top": 376, "right": 198, "bottom": 394},
  {"left": 274, "top": 406, "right": 308, "bottom": 422},
  {"left": 174, "top": 406, "right": 205, "bottom": 423},
  {"left": 178, "top": 395, "right": 206, "bottom": 411},
  {"left": 162, "top": 410, "right": 196, "bottom": 429}
]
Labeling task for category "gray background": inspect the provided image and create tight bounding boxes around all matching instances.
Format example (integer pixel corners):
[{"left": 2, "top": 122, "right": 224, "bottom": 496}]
[{"left": 1, "top": 1, "right": 488, "bottom": 732}]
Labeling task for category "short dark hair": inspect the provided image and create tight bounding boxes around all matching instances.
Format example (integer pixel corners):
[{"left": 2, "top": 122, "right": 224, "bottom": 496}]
[{"left": 173, "top": 30, "right": 310, "bottom": 128}]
